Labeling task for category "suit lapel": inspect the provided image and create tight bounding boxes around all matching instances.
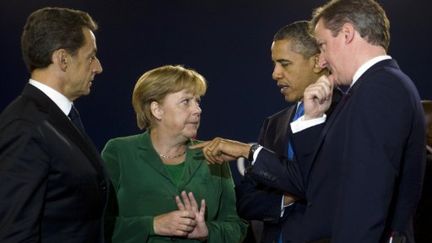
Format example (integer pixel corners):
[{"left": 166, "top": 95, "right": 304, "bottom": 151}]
[
  {"left": 137, "top": 132, "right": 172, "bottom": 181},
  {"left": 178, "top": 140, "right": 204, "bottom": 188},
  {"left": 137, "top": 132, "right": 204, "bottom": 188},
  {"left": 279, "top": 106, "right": 296, "bottom": 156},
  {"left": 22, "top": 84, "right": 105, "bottom": 173},
  {"left": 307, "top": 59, "right": 400, "bottom": 175}
]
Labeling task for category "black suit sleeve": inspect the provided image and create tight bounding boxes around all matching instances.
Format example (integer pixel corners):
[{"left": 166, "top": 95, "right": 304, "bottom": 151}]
[{"left": 0, "top": 120, "right": 50, "bottom": 242}]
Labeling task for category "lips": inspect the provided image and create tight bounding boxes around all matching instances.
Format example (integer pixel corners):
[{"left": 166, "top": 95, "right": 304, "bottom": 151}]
[{"left": 278, "top": 83, "right": 290, "bottom": 94}]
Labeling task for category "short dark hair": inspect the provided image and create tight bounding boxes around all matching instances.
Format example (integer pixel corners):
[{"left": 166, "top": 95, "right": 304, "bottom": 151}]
[
  {"left": 273, "top": 20, "right": 320, "bottom": 59},
  {"left": 21, "top": 7, "right": 98, "bottom": 72},
  {"left": 311, "top": 0, "right": 390, "bottom": 51}
]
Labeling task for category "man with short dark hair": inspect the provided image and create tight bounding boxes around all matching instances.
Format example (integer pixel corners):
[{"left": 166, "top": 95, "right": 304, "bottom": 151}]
[
  {"left": 0, "top": 7, "right": 108, "bottom": 242},
  {"left": 192, "top": 1, "right": 425, "bottom": 242},
  {"left": 236, "top": 20, "right": 337, "bottom": 243}
]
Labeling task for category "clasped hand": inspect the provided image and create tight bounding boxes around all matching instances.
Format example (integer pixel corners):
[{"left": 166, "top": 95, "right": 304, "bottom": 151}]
[{"left": 154, "top": 191, "right": 208, "bottom": 240}]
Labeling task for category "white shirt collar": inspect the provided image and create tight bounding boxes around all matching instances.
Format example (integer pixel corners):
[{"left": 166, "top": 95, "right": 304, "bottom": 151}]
[
  {"left": 351, "top": 55, "right": 392, "bottom": 87},
  {"left": 29, "top": 79, "right": 73, "bottom": 115}
]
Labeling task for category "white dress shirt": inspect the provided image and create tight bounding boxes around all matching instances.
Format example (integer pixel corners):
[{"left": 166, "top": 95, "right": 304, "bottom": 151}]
[{"left": 29, "top": 79, "right": 73, "bottom": 116}]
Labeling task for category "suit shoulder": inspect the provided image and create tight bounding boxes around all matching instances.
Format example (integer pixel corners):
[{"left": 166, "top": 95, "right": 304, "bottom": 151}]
[
  {"left": 105, "top": 133, "right": 143, "bottom": 147},
  {"left": 266, "top": 106, "right": 293, "bottom": 121},
  {"left": 0, "top": 96, "right": 49, "bottom": 130}
]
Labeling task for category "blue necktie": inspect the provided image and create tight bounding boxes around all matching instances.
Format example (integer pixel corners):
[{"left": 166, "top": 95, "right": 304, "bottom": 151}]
[
  {"left": 287, "top": 102, "right": 304, "bottom": 160},
  {"left": 279, "top": 102, "right": 304, "bottom": 243},
  {"left": 68, "top": 105, "right": 85, "bottom": 133}
]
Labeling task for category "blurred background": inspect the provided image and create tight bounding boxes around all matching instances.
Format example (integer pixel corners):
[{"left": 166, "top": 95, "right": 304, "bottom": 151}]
[{"left": 1, "top": 0, "right": 431, "bottom": 150}]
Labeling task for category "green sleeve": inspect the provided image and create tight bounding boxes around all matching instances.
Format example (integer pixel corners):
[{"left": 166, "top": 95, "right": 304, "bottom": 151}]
[
  {"left": 101, "top": 140, "right": 156, "bottom": 242},
  {"left": 206, "top": 163, "right": 248, "bottom": 243}
]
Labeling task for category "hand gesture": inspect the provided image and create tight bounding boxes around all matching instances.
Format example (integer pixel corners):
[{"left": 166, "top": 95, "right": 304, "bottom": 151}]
[
  {"left": 177, "top": 191, "right": 208, "bottom": 240},
  {"left": 153, "top": 208, "right": 196, "bottom": 237},
  {"left": 190, "top": 137, "right": 251, "bottom": 164},
  {"left": 303, "top": 75, "right": 334, "bottom": 120}
]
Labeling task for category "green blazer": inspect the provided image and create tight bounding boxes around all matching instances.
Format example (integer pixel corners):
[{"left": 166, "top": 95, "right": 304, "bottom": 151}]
[{"left": 102, "top": 131, "right": 247, "bottom": 243}]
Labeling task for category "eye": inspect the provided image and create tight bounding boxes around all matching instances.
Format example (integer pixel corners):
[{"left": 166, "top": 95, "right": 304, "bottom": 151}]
[
  {"left": 281, "top": 62, "right": 289, "bottom": 67},
  {"left": 181, "top": 98, "right": 190, "bottom": 105},
  {"left": 318, "top": 42, "right": 325, "bottom": 52}
]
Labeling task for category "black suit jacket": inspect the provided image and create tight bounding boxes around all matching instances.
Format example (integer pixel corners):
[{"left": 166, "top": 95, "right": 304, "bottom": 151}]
[
  {"left": 414, "top": 153, "right": 432, "bottom": 242},
  {"left": 248, "top": 59, "right": 426, "bottom": 243},
  {"left": 237, "top": 94, "right": 341, "bottom": 243},
  {"left": 0, "top": 84, "right": 109, "bottom": 242},
  {"left": 236, "top": 105, "right": 302, "bottom": 243}
]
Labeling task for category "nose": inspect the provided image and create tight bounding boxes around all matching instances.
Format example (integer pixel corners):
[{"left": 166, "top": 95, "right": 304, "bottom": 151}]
[
  {"left": 272, "top": 64, "right": 283, "bottom": 80},
  {"left": 318, "top": 53, "right": 328, "bottom": 68},
  {"left": 194, "top": 103, "right": 202, "bottom": 115},
  {"left": 93, "top": 57, "right": 103, "bottom": 74}
]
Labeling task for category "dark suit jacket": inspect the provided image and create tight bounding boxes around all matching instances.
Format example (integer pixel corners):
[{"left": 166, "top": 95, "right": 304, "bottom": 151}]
[
  {"left": 236, "top": 105, "right": 303, "bottom": 243},
  {"left": 237, "top": 94, "right": 341, "bottom": 243},
  {"left": 414, "top": 152, "right": 432, "bottom": 242},
  {"left": 0, "top": 84, "right": 109, "bottom": 242},
  {"left": 248, "top": 59, "right": 426, "bottom": 243}
]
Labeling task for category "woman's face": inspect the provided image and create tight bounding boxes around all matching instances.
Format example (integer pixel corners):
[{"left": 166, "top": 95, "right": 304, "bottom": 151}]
[{"left": 154, "top": 89, "right": 202, "bottom": 140}]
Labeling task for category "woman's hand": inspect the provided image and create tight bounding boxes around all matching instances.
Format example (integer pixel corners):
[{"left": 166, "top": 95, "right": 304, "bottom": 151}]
[
  {"left": 177, "top": 191, "right": 208, "bottom": 240},
  {"left": 153, "top": 208, "right": 197, "bottom": 237}
]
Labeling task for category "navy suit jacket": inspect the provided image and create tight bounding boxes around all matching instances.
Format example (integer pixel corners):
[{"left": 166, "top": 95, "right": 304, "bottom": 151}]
[
  {"left": 237, "top": 93, "right": 341, "bottom": 242},
  {"left": 248, "top": 59, "right": 426, "bottom": 243},
  {"left": 0, "top": 84, "right": 109, "bottom": 242},
  {"left": 236, "top": 105, "right": 306, "bottom": 243}
]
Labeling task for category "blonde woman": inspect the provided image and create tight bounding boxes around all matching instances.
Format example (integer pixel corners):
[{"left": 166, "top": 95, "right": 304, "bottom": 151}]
[{"left": 102, "top": 65, "right": 247, "bottom": 242}]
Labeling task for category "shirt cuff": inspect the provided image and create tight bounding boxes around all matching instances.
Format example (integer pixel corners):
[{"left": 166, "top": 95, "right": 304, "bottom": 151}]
[
  {"left": 280, "top": 195, "right": 294, "bottom": 217},
  {"left": 251, "top": 145, "right": 263, "bottom": 165},
  {"left": 290, "top": 114, "right": 327, "bottom": 133}
]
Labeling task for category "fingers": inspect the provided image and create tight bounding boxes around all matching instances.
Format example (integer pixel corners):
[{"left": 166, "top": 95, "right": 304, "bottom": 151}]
[
  {"left": 305, "top": 75, "right": 332, "bottom": 104},
  {"left": 199, "top": 199, "right": 206, "bottom": 218},
  {"left": 180, "top": 191, "right": 192, "bottom": 211},
  {"left": 175, "top": 195, "right": 185, "bottom": 211},
  {"left": 154, "top": 210, "right": 196, "bottom": 236},
  {"left": 188, "top": 192, "right": 199, "bottom": 212},
  {"left": 189, "top": 141, "right": 210, "bottom": 149}
]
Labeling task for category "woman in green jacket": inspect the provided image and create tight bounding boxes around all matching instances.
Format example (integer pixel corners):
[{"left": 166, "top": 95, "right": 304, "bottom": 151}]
[{"left": 102, "top": 65, "right": 247, "bottom": 242}]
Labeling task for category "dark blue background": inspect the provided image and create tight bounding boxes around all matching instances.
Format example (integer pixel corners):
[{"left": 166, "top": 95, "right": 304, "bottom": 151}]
[{"left": 1, "top": 0, "right": 431, "bottom": 150}]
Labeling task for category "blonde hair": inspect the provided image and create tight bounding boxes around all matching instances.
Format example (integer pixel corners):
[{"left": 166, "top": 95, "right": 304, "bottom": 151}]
[{"left": 132, "top": 65, "right": 207, "bottom": 130}]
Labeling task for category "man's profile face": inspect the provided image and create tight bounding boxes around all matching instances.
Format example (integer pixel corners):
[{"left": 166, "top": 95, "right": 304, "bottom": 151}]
[
  {"left": 271, "top": 39, "right": 318, "bottom": 102},
  {"left": 63, "top": 28, "right": 103, "bottom": 101}
]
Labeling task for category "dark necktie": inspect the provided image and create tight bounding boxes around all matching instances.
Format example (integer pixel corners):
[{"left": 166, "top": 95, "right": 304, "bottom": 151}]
[
  {"left": 68, "top": 105, "right": 85, "bottom": 133},
  {"left": 287, "top": 102, "right": 304, "bottom": 160}
]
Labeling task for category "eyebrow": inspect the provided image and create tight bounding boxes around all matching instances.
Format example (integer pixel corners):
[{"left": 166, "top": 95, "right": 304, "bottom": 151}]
[{"left": 274, "top": 59, "right": 290, "bottom": 63}]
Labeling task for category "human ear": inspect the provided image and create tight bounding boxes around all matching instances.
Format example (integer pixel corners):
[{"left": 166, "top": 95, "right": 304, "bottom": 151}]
[
  {"left": 52, "top": 49, "right": 69, "bottom": 71},
  {"left": 312, "top": 54, "right": 324, "bottom": 74},
  {"left": 341, "top": 23, "right": 355, "bottom": 44},
  {"left": 150, "top": 101, "right": 163, "bottom": 120}
]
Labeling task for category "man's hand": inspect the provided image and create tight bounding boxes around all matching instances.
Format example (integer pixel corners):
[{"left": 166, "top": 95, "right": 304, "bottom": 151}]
[
  {"left": 189, "top": 137, "right": 251, "bottom": 164},
  {"left": 303, "top": 75, "right": 334, "bottom": 120}
]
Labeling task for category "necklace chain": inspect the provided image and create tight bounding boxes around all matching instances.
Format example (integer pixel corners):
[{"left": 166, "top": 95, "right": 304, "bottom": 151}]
[{"left": 158, "top": 150, "right": 186, "bottom": 159}]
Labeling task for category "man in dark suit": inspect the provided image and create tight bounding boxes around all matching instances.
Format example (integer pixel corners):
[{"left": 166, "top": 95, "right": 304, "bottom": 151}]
[
  {"left": 191, "top": 1, "right": 425, "bottom": 242},
  {"left": 235, "top": 21, "right": 332, "bottom": 243},
  {"left": 0, "top": 7, "right": 108, "bottom": 242}
]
